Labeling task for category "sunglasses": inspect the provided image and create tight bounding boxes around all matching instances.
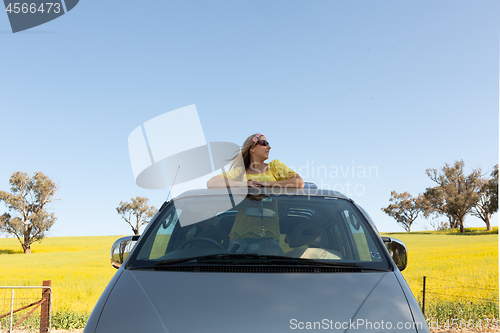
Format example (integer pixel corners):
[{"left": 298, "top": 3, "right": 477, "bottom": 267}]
[{"left": 255, "top": 140, "right": 270, "bottom": 147}]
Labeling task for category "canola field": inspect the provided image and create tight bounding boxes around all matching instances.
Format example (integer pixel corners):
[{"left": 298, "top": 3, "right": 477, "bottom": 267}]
[
  {"left": 0, "top": 236, "right": 120, "bottom": 314},
  {"left": 0, "top": 230, "right": 498, "bottom": 317},
  {"left": 380, "top": 229, "right": 499, "bottom": 320},
  {"left": 381, "top": 231, "right": 498, "bottom": 302}
]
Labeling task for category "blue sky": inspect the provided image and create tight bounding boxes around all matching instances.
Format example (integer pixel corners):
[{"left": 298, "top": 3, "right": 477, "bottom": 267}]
[{"left": 0, "top": 1, "right": 498, "bottom": 237}]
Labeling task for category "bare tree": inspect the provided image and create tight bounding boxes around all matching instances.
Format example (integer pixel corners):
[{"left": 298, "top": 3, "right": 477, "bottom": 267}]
[
  {"left": 429, "top": 219, "right": 448, "bottom": 231},
  {"left": 424, "top": 160, "right": 481, "bottom": 233},
  {"left": 116, "top": 197, "right": 156, "bottom": 235},
  {"left": 381, "top": 191, "right": 423, "bottom": 232},
  {"left": 471, "top": 165, "right": 498, "bottom": 231},
  {"left": 0, "top": 172, "right": 58, "bottom": 254}
]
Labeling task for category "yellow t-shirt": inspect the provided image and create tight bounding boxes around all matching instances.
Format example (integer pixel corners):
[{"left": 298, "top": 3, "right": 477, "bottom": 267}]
[
  {"left": 217, "top": 159, "right": 297, "bottom": 183},
  {"left": 230, "top": 198, "right": 280, "bottom": 240},
  {"left": 218, "top": 159, "right": 297, "bottom": 240}
]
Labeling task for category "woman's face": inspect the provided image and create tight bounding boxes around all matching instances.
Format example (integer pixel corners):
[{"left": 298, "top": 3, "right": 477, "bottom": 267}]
[{"left": 249, "top": 135, "right": 271, "bottom": 161}]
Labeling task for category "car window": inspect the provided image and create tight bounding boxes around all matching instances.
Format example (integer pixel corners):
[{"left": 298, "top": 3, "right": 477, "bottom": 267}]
[
  {"left": 129, "top": 194, "right": 390, "bottom": 269},
  {"left": 148, "top": 210, "right": 179, "bottom": 259},
  {"left": 343, "top": 209, "right": 379, "bottom": 261}
]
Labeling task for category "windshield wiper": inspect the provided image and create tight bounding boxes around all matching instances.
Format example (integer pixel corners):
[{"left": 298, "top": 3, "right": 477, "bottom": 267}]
[{"left": 129, "top": 253, "right": 389, "bottom": 271}]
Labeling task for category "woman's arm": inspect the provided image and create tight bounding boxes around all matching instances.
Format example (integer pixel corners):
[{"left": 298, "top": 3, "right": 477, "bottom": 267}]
[
  {"left": 206, "top": 175, "right": 248, "bottom": 188},
  {"left": 257, "top": 174, "right": 305, "bottom": 188}
]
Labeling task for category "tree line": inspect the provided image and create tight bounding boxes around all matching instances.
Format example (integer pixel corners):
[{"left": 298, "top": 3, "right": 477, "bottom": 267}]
[
  {"left": 382, "top": 160, "right": 498, "bottom": 232},
  {"left": 1, "top": 162, "right": 496, "bottom": 253}
]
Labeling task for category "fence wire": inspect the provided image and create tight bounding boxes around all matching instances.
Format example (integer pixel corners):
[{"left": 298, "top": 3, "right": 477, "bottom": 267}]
[
  {"left": 425, "top": 277, "right": 499, "bottom": 292},
  {"left": 421, "top": 275, "right": 499, "bottom": 319},
  {"left": 0, "top": 285, "right": 51, "bottom": 333},
  {"left": 426, "top": 291, "right": 499, "bottom": 302}
]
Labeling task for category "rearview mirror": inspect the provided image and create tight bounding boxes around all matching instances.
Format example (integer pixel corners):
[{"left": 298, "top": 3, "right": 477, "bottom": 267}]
[
  {"left": 246, "top": 208, "right": 276, "bottom": 218},
  {"left": 110, "top": 235, "right": 139, "bottom": 269},
  {"left": 381, "top": 237, "right": 407, "bottom": 271}
]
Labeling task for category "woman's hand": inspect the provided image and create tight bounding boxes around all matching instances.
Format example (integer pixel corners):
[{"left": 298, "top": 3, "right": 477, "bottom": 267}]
[
  {"left": 254, "top": 175, "right": 305, "bottom": 188},
  {"left": 247, "top": 179, "right": 265, "bottom": 187},
  {"left": 209, "top": 174, "right": 305, "bottom": 189}
]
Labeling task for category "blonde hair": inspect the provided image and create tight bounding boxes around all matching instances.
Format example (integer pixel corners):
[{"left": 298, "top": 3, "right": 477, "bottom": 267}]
[{"left": 229, "top": 133, "right": 263, "bottom": 179}]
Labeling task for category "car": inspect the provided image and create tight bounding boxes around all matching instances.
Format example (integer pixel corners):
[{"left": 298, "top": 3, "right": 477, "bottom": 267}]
[{"left": 84, "top": 185, "right": 429, "bottom": 333}]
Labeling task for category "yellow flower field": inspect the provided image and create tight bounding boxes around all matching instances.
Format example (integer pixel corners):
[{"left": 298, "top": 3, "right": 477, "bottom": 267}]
[
  {"left": 0, "top": 236, "right": 121, "bottom": 314},
  {"left": 381, "top": 229, "right": 499, "bottom": 321},
  {"left": 0, "top": 230, "right": 498, "bottom": 317},
  {"left": 381, "top": 231, "right": 499, "bottom": 305}
]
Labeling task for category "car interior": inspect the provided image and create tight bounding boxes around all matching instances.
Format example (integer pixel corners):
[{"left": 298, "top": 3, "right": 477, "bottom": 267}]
[{"left": 150, "top": 195, "right": 383, "bottom": 263}]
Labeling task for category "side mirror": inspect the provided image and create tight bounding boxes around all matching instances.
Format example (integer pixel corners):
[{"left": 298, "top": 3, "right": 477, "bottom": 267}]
[
  {"left": 381, "top": 237, "right": 407, "bottom": 271},
  {"left": 110, "top": 235, "right": 139, "bottom": 269}
]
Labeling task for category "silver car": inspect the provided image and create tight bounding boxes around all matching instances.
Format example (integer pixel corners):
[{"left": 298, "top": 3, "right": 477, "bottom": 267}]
[{"left": 84, "top": 186, "right": 428, "bottom": 333}]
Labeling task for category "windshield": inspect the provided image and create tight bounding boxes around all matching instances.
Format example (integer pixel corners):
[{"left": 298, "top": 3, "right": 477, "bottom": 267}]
[{"left": 127, "top": 194, "right": 390, "bottom": 270}]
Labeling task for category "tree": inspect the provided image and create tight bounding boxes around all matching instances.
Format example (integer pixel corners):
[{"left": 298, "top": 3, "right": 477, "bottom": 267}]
[
  {"left": 424, "top": 160, "right": 481, "bottom": 233},
  {"left": 116, "top": 197, "right": 156, "bottom": 235},
  {"left": 381, "top": 191, "right": 423, "bottom": 232},
  {"left": 0, "top": 172, "right": 58, "bottom": 254},
  {"left": 428, "top": 218, "right": 449, "bottom": 231},
  {"left": 470, "top": 164, "right": 498, "bottom": 231}
]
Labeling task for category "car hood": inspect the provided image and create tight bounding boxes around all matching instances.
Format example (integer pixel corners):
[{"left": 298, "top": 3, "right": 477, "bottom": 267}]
[{"left": 94, "top": 269, "right": 424, "bottom": 333}]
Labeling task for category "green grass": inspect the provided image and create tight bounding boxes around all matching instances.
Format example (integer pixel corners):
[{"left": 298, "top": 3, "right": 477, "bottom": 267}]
[{"left": 399, "top": 226, "right": 498, "bottom": 235}]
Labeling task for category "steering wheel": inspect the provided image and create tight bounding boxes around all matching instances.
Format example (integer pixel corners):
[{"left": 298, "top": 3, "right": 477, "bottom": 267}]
[{"left": 177, "top": 237, "right": 226, "bottom": 250}]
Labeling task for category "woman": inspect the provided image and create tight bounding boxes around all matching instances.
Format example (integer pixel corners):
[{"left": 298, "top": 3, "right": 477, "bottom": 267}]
[
  {"left": 206, "top": 133, "right": 304, "bottom": 188},
  {"left": 207, "top": 133, "right": 304, "bottom": 254}
]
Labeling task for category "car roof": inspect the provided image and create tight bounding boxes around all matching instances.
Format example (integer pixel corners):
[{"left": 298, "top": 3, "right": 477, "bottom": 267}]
[{"left": 173, "top": 187, "right": 350, "bottom": 201}]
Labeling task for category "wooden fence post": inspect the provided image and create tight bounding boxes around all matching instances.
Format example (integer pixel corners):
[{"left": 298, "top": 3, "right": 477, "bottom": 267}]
[
  {"left": 422, "top": 276, "right": 426, "bottom": 317},
  {"left": 40, "top": 280, "right": 51, "bottom": 333}
]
